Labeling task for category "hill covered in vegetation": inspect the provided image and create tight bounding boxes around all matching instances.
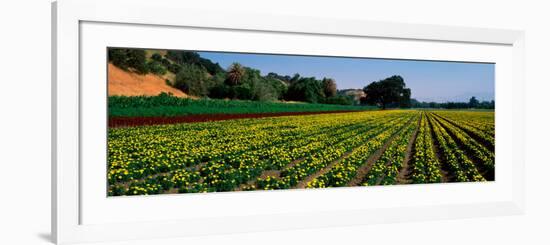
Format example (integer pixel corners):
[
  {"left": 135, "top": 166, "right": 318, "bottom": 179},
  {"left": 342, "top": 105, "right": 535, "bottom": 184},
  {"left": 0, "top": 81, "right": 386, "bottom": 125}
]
[{"left": 108, "top": 48, "right": 359, "bottom": 105}]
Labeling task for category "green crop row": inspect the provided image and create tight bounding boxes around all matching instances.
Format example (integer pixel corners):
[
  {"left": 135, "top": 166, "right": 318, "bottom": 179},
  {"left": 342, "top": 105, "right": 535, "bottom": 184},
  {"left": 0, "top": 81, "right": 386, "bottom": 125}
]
[
  {"left": 431, "top": 114, "right": 494, "bottom": 172},
  {"left": 362, "top": 113, "right": 418, "bottom": 186},
  {"left": 107, "top": 109, "right": 494, "bottom": 196},
  {"left": 410, "top": 113, "right": 443, "bottom": 183},
  {"left": 108, "top": 110, "right": 412, "bottom": 195},
  {"left": 306, "top": 113, "right": 418, "bottom": 188},
  {"left": 428, "top": 114, "right": 485, "bottom": 182},
  {"left": 109, "top": 94, "right": 374, "bottom": 117}
]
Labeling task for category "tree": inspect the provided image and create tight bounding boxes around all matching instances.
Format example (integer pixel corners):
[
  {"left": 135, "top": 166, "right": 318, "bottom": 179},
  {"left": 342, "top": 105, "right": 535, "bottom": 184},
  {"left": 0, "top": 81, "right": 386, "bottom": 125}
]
[
  {"left": 469, "top": 96, "right": 480, "bottom": 108},
  {"left": 174, "top": 64, "right": 209, "bottom": 96},
  {"left": 151, "top": 53, "right": 163, "bottom": 62},
  {"left": 252, "top": 79, "right": 277, "bottom": 101},
  {"left": 108, "top": 49, "right": 128, "bottom": 68},
  {"left": 290, "top": 73, "right": 301, "bottom": 84},
  {"left": 256, "top": 77, "right": 287, "bottom": 101},
  {"left": 363, "top": 75, "right": 410, "bottom": 109},
  {"left": 123, "top": 49, "right": 148, "bottom": 74},
  {"left": 108, "top": 48, "right": 148, "bottom": 74},
  {"left": 266, "top": 72, "right": 292, "bottom": 82},
  {"left": 399, "top": 88, "right": 411, "bottom": 108},
  {"left": 285, "top": 77, "right": 324, "bottom": 103},
  {"left": 410, "top": 98, "right": 495, "bottom": 109},
  {"left": 225, "top": 63, "right": 245, "bottom": 86},
  {"left": 167, "top": 63, "right": 182, "bottom": 74},
  {"left": 146, "top": 60, "right": 167, "bottom": 75},
  {"left": 166, "top": 50, "right": 224, "bottom": 75},
  {"left": 167, "top": 50, "right": 200, "bottom": 65},
  {"left": 322, "top": 78, "right": 337, "bottom": 97}
]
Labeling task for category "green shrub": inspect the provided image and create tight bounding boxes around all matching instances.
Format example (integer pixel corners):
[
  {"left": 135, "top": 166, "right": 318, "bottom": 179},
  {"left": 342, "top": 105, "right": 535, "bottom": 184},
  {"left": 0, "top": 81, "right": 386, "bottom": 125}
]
[
  {"left": 324, "top": 95, "right": 354, "bottom": 105},
  {"left": 147, "top": 60, "right": 167, "bottom": 75},
  {"left": 174, "top": 64, "right": 209, "bottom": 96},
  {"left": 160, "top": 58, "right": 171, "bottom": 67},
  {"left": 151, "top": 53, "right": 163, "bottom": 61},
  {"left": 167, "top": 63, "right": 181, "bottom": 74}
]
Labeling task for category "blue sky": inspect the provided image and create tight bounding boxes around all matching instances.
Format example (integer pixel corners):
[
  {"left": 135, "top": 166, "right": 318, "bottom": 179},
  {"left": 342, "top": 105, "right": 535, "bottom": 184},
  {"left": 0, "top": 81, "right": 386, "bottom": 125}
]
[{"left": 198, "top": 51, "right": 494, "bottom": 103}]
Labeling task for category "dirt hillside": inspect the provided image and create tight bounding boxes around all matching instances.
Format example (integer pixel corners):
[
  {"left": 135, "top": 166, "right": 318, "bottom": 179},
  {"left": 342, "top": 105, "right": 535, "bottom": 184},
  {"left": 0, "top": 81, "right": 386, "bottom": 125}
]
[{"left": 108, "top": 63, "right": 188, "bottom": 97}]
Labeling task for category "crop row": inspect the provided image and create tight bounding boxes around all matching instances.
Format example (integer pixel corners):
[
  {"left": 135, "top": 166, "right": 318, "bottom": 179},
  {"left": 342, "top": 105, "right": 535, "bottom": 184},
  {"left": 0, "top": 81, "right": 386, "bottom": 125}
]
[
  {"left": 233, "top": 113, "right": 414, "bottom": 190},
  {"left": 431, "top": 114, "right": 494, "bottom": 173},
  {"left": 305, "top": 112, "right": 419, "bottom": 188},
  {"left": 108, "top": 111, "right": 413, "bottom": 195},
  {"left": 109, "top": 94, "right": 373, "bottom": 117},
  {"left": 362, "top": 113, "right": 418, "bottom": 186},
  {"left": 188, "top": 114, "right": 402, "bottom": 192},
  {"left": 410, "top": 113, "right": 443, "bottom": 183},
  {"left": 108, "top": 112, "right": 377, "bottom": 185},
  {"left": 428, "top": 114, "right": 485, "bottom": 182},
  {"left": 111, "top": 114, "right": 386, "bottom": 194},
  {"left": 108, "top": 109, "right": 494, "bottom": 196},
  {"left": 431, "top": 111, "right": 494, "bottom": 149}
]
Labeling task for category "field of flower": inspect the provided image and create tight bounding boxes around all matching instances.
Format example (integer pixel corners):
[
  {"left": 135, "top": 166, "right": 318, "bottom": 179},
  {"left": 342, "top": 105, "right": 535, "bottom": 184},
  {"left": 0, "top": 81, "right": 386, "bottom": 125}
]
[{"left": 107, "top": 110, "right": 495, "bottom": 196}]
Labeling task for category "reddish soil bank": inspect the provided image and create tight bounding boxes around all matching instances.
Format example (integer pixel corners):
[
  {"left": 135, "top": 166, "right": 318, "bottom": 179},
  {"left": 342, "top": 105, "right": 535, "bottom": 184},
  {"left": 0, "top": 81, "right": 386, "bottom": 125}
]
[{"left": 109, "top": 110, "right": 366, "bottom": 128}]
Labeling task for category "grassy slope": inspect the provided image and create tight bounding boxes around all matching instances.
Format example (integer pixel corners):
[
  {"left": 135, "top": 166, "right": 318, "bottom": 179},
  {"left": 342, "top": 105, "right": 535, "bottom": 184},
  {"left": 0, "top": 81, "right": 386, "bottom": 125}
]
[
  {"left": 108, "top": 63, "right": 188, "bottom": 98},
  {"left": 109, "top": 95, "right": 376, "bottom": 117}
]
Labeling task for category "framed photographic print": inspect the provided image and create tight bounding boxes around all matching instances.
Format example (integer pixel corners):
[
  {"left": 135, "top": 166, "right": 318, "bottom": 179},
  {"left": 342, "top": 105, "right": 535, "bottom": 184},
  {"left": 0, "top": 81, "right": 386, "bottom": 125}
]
[
  {"left": 52, "top": 0, "right": 525, "bottom": 244},
  {"left": 106, "top": 47, "right": 496, "bottom": 195}
]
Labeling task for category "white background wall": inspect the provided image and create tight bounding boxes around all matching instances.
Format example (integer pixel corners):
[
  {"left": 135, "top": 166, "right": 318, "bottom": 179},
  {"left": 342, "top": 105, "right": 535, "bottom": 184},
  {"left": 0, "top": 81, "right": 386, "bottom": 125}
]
[{"left": 1, "top": 0, "right": 548, "bottom": 244}]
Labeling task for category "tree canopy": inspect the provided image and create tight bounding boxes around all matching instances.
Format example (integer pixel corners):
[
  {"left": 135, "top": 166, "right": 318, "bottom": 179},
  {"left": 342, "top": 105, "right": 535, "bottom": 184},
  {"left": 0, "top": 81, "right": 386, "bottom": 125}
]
[
  {"left": 108, "top": 48, "right": 420, "bottom": 108},
  {"left": 174, "top": 64, "right": 209, "bottom": 96},
  {"left": 166, "top": 50, "right": 224, "bottom": 75},
  {"left": 108, "top": 48, "right": 148, "bottom": 74},
  {"left": 469, "top": 96, "right": 480, "bottom": 108},
  {"left": 410, "top": 98, "right": 495, "bottom": 109},
  {"left": 285, "top": 77, "right": 325, "bottom": 103},
  {"left": 322, "top": 78, "right": 337, "bottom": 98},
  {"left": 225, "top": 63, "right": 246, "bottom": 86},
  {"left": 362, "top": 75, "right": 411, "bottom": 109}
]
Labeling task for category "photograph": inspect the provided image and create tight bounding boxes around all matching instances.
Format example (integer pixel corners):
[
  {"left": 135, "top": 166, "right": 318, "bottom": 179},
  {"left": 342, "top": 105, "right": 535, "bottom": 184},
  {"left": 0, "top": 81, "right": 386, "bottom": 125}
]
[{"left": 106, "top": 47, "right": 495, "bottom": 196}]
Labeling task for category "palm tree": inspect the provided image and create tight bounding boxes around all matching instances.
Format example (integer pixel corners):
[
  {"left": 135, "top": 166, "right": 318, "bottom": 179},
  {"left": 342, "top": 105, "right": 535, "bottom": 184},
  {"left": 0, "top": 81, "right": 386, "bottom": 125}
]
[{"left": 226, "top": 63, "right": 245, "bottom": 86}]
